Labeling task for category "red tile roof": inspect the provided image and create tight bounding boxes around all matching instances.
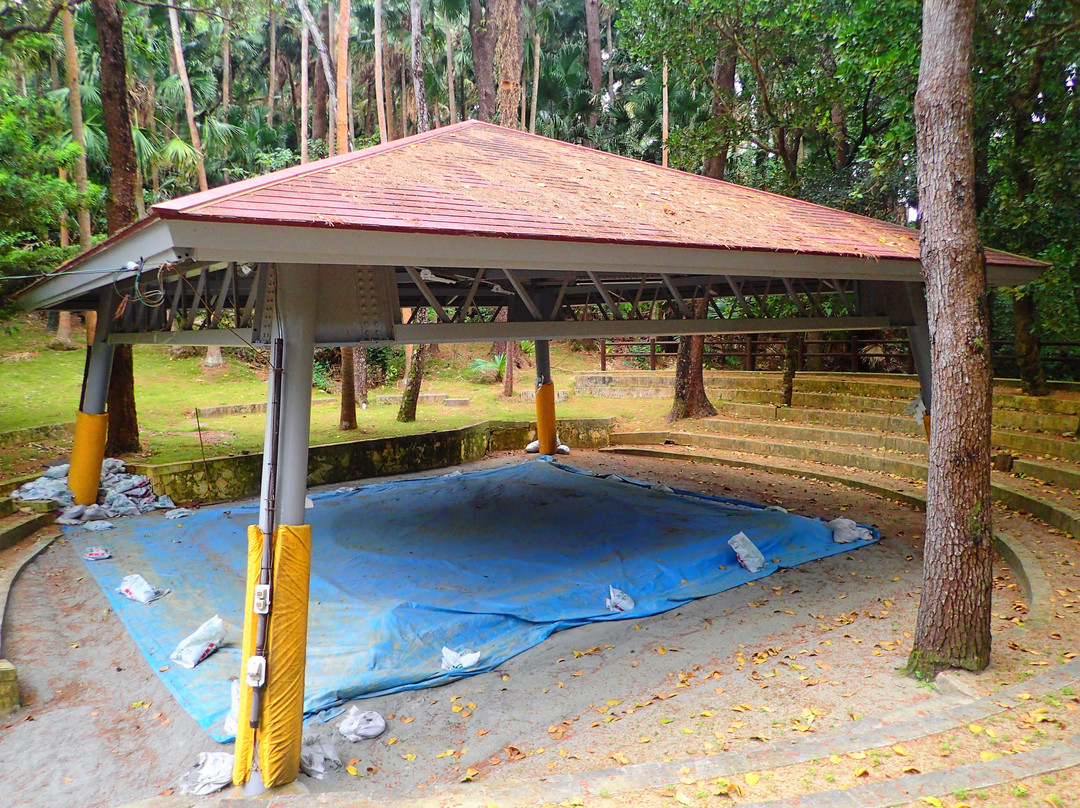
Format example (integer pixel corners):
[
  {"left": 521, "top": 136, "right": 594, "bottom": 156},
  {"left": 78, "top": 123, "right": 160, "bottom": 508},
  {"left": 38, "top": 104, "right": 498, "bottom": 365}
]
[{"left": 152, "top": 120, "right": 1036, "bottom": 268}]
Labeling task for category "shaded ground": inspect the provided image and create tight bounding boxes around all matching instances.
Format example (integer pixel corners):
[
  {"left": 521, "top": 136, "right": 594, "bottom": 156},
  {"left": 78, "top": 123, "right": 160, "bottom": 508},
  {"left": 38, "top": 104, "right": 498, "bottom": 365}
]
[{"left": 0, "top": 450, "right": 1071, "bottom": 808}]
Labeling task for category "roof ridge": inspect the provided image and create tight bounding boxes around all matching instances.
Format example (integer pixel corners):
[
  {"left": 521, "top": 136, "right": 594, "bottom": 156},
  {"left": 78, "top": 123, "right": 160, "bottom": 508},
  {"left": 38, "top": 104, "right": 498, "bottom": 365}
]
[{"left": 153, "top": 121, "right": 480, "bottom": 217}]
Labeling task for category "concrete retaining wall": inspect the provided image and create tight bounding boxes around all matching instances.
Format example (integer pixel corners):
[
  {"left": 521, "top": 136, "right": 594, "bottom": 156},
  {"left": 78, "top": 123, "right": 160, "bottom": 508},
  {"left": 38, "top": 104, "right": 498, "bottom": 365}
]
[
  {"left": 0, "top": 421, "right": 75, "bottom": 449},
  {"left": 128, "top": 417, "right": 615, "bottom": 504}
]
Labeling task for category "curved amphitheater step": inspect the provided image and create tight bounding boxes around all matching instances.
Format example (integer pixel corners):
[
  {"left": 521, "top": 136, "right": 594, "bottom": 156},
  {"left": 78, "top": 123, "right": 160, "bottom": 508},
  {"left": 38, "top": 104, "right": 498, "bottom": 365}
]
[{"left": 605, "top": 432, "right": 1080, "bottom": 539}]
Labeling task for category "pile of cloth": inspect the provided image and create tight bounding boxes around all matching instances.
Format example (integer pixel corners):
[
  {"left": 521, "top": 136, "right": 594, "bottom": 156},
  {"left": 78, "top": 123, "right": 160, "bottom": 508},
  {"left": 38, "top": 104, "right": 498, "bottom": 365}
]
[{"left": 12, "top": 458, "right": 175, "bottom": 527}]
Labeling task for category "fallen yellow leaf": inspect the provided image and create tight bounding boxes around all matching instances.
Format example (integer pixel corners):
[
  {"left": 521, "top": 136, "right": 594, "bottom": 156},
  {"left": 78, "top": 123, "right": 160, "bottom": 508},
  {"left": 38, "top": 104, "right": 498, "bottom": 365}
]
[
  {"left": 346, "top": 765, "right": 358, "bottom": 776},
  {"left": 400, "top": 753, "right": 416, "bottom": 762},
  {"left": 746, "top": 772, "right": 760, "bottom": 786},
  {"left": 460, "top": 767, "right": 479, "bottom": 782}
]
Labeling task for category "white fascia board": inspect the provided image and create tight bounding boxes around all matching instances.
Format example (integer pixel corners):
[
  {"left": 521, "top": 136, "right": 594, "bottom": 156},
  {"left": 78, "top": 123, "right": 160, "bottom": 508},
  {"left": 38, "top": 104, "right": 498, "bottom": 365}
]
[
  {"left": 18, "top": 219, "right": 186, "bottom": 310},
  {"left": 167, "top": 219, "right": 1041, "bottom": 286}
]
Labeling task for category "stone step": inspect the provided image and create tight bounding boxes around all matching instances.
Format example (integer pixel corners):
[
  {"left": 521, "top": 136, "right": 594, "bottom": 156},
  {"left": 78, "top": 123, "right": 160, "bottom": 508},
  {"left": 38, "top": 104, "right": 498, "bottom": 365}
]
[
  {"left": 1012, "top": 458, "right": 1080, "bottom": 493},
  {"left": 443, "top": 398, "right": 470, "bottom": 407},
  {"left": 373, "top": 393, "right": 449, "bottom": 406},
  {"left": 701, "top": 417, "right": 929, "bottom": 456},
  {"left": 0, "top": 510, "right": 56, "bottom": 553},
  {"left": 0, "top": 498, "right": 12, "bottom": 518},
  {"left": 195, "top": 398, "right": 335, "bottom": 418},
  {"left": 518, "top": 389, "right": 570, "bottom": 403}
]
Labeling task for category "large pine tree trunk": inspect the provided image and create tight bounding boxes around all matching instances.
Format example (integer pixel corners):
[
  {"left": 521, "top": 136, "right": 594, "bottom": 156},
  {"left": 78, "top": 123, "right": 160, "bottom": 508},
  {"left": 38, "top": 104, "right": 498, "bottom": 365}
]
[
  {"left": 905, "top": 0, "right": 993, "bottom": 678},
  {"left": 411, "top": 0, "right": 430, "bottom": 131},
  {"left": 493, "top": 0, "right": 523, "bottom": 129},
  {"left": 62, "top": 5, "right": 93, "bottom": 249},
  {"left": 704, "top": 54, "right": 736, "bottom": 179},
  {"left": 1013, "top": 289, "right": 1048, "bottom": 396},
  {"left": 335, "top": 0, "right": 358, "bottom": 432},
  {"left": 469, "top": 0, "right": 496, "bottom": 122},
  {"left": 298, "top": 0, "right": 335, "bottom": 145},
  {"left": 92, "top": 0, "right": 141, "bottom": 456},
  {"left": 583, "top": 0, "right": 602, "bottom": 94},
  {"left": 668, "top": 296, "right": 716, "bottom": 422},
  {"left": 267, "top": 0, "right": 277, "bottom": 125},
  {"left": 781, "top": 333, "right": 800, "bottom": 406},
  {"left": 444, "top": 11, "right": 457, "bottom": 125}
]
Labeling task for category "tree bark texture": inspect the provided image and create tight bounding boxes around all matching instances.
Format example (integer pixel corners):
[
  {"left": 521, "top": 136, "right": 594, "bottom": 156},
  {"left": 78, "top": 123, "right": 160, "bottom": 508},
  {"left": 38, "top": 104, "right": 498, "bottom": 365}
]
[
  {"left": 298, "top": 0, "right": 335, "bottom": 145},
  {"left": 529, "top": 25, "right": 540, "bottom": 133},
  {"left": 267, "top": 0, "right": 277, "bottom": 125},
  {"left": 62, "top": 4, "right": 93, "bottom": 249},
  {"left": 583, "top": 0, "right": 602, "bottom": 94},
  {"left": 374, "top": 0, "right": 388, "bottom": 140},
  {"left": 444, "top": 11, "right": 457, "bottom": 124},
  {"left": 469, "top": 0, "right": 496, "bottom": 121},
  {"left": 410, "top": 0, "right": 430, "bottom": 132},
  {"left": 300, "top": 24, "right": 309, "bottom": 160},
  {"left": 493, "top": 0, "right": 523, "bottom": 128},
  {"left": 397, "top": 309, "right": 429, "bottom": 422},
  {"left": 1013, "top": 290, "right": 1048, "bottom": 396},
  {"left": 781, "top": 333, "right": 800, "bottom": 406},
  {"left": 222, "top": 18, "right": 232, "bottom": 109},
  {"left": 704, "top": 55, "right": 736, "bottom": 180},
  {"left": 668, "top": 296, "right": 716, "bottom": 422},
  {"left": 906, "top": 0, "right": 993, "bottom": 678},
  {"left": 92, "top": 0, "right": 141, "bottom": 455}
]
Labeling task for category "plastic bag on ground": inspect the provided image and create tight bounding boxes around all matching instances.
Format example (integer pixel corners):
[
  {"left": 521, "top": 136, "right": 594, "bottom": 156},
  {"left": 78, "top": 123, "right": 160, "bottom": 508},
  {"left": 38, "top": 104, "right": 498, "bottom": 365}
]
[
  {"left": 170, "top": 615, "right": 227, "bottom": 668},
  {"left": 103, "top": 490, "right": 140, "bottom": 517},
  {"left": 299, "top": 735, "right": 341, "bottom": 779},
  {"left": 83, "top": 546, "right": 111, "bottom": 561},
  {"left": 728, "top": 531, "right": 766, "bottom": 573},
  {"left": 178, "top": 751, "right": 234, "bottom": 796},
  {"left": 118, "top": 573, "right": 169, "bottom": 604},
  {"left": 12, "top": 477, "right": 75, "bottom": 507},
  {"left": 828, "top": 517, "right": 874, "bottom": 544},
  {"left": 42, "top": 463, "right": 70, "bottom": 479},
  {"left": 338, "top": 706, "right": 386, "bottom": 741},
  {"left": 441, "top": 646, "right": 481, "bottom": 671},
  {"left": 82, "top": 520, "right": 115, "bottom": 531},
  {"left": 155, "top": 494, "right": 176, "bottom": 509},
  {"left": 222, "top": 679, "right": 240, "bottom": 737},
  {"left": 165, "top": 508, "right": 195, "bottom": 520},
  {"left": 605, "top": 585, "right": 635, "bottom": 613}
]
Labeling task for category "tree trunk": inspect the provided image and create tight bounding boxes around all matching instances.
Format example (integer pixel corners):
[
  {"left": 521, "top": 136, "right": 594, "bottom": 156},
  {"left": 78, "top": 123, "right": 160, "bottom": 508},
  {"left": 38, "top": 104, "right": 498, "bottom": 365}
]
[
  {"left": 222, "top": 18, "right": 232, "bottom": 109},
  {"left": 502, "top": 340, "right": 515, "bottom": 397},
  {"left": 398, "top": 309, "right": 429, "bottom": 422},
  {"left": 267, "top": 0, "right": 277, "bottom": 126},
  {"left": 905, "top": 0, "right": 993, "bottom": 678},
  {"left": 1013, "top": 289, "right": 1048, "bottom": 396},
  {"left": 167, "top": 0, "right": 209, "bottom": 192},
  {"left": 469, "top": 0, "right": 496, "bottom": 122},
  {"left": 62, "top": 4, "right": 93, "bottom": 250},
  {"left": 92, "top": 0, "right": 142, "bottom": 456},
  {"left": 529, "top": 25, "right": 540, "bottom": 133},
  {"left": 312, "top": 5, "right": 329, "bottom": 143},
  {"left": 297, "top": 0, "right": 336, "bottom": 145},
  {"left": 444, "top": 11, "right": 457, "bottom": 125},
  {"left": 300, "top": 24, "right": 309, "bottom": 161},
  {"left": 411, "top": 0, "right": 430, "bottom": 132},
  {"left": 583, "top": 0, "right": 602, "bottom": 95},
  {"left": 493, "top": 0, "right": 523, "bottom": 128},
  {"left": 781, "top": 333, "right": 800, "bottom": 406},
  {"left": 354, "top": 347, "right": 368, "bottom": 408},
  {"left": 704, "top": 54, "right": 736, "bottom": 180},
  {"left": 374, "top": 0, "right": 388, "bottom": 141},
  {"left": 661, "top": 57, "right": 669, "bottom": 167},
  {"left": 400, "top": 56, "right": 408, "bottom": 137},
  {"left": 204, "top": 345, "right": 224, "bottom": 368},
  {"left": 383, "top": 38, "right": 396, "bottom": 138},
  {"left": 668, "top": 296, "right": 716, "bottom": 422},
  {"left": 605, "top": 10, "right": 613, "bottom": 99},
  {"left": 334, "top": 0, "right": 358, "bottom": 432}
]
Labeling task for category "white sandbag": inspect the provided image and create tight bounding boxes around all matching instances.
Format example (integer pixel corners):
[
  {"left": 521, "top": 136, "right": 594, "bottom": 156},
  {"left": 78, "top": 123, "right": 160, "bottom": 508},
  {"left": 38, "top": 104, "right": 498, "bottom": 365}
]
[
  {"left": 338, "top": 706, "right": 386, "bottom": 741},
  {"left": 103, "top": 490, "right": 140, "bottom": 517},
  {"left": 164, "top": 508, "right": 195, "bottom": 519},
  {"left": 299, "top": 735, "right": 341, "bottom": 779},
  {"left": 82, "top": 520, "right": 115, "bottom": 531},
  {"left": 42, "top": 463, "right": 70, "bottom": 479},
  {"left": 118, "top": 573, "right": 169, "bottom": 604},
  {"left": 605, "top": 585, "right": 635, "bottom": 613},
  {"left": 728, "top": 531, "right": 766, "bottom": 573},
  {"left": 170, "top": 615, "right": 227, "bottom": 668},
  {"left": 178, "top": 752, "right": 234, "bottom": 796},
  {"left": 827, "top": 517, "right": 874, "bottom": 544},
  {"left": 155, "top": 494, "right": 176, "bottom": 509},
  {"left": 441, "top": 646, "right": 481, "bottom": 671},
  {"left": 222, "top": 679, "right": 240, "bottom": 737},
  {"left": 556, "top": 444, "right": 570, "bottom": 455}
]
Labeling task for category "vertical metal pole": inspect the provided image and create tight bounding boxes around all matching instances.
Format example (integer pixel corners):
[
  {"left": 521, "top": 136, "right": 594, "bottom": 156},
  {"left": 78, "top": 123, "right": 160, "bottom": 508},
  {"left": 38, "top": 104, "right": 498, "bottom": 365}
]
[
  {"left": 534, "top": 339, "right": 557, "bottom": 456},
  {"left": 82, "top": 293, "right": 116, "bottom": 415},
  {"left": 599, "top": 338, "right": 606, "bottom": 372},
  {"left": 69, "top": 292, "right": 116, "bottom": 505}
]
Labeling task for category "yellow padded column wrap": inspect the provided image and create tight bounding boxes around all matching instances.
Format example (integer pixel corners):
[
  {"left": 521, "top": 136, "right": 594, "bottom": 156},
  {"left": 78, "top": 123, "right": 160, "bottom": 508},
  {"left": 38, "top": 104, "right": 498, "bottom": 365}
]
[
  {"left": 232, "top": 524, "right": 312, "bottom": 789},
  {"left": 536, "top": 382, "right": 557, "bottom": 456},
  {"left": 232, "top": 525, "right": 263, "bottom": 786},
  {"left": 69, "top": 411, "right": 108, "bottom": 505}
]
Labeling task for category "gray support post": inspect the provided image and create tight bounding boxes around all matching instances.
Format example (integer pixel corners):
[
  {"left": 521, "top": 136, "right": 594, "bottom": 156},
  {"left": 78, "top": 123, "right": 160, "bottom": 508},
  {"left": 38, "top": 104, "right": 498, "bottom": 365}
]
[
  {"left": 906, "top": 283, "right": 933, "bottom": 413},
  {"left": 535, "top": 339, "right": 552, "bottom": 387},
  {"left": 83, "top": 293, "right": 116, "bottom": 414},
  {"left": 261, "top": 267, "right": 317, "bottom": 528}
]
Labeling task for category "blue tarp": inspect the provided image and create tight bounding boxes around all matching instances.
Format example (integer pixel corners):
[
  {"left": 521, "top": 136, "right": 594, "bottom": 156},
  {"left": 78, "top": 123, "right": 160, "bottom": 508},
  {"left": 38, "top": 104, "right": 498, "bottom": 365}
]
[{"left": 71, "top": 459, "right": 877, "bottom": 741}]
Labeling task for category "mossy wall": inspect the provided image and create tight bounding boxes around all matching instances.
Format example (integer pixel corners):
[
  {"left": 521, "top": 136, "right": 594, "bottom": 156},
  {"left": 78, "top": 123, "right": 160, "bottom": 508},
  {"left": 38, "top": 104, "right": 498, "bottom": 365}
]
[{"left": 130, "top": 418, "right": 615, "bottom": 504}]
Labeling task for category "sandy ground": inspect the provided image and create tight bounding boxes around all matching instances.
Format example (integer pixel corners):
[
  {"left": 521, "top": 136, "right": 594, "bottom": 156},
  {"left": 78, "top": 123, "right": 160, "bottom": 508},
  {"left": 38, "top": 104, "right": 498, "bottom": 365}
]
[{"left": 0, "top": 450, "right": 1055, "bottom": 807}]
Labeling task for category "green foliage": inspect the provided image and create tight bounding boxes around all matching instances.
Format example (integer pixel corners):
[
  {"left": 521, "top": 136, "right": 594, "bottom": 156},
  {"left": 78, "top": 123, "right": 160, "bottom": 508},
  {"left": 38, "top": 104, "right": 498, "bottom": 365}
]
[{"left": 469, "top": 354, "right": 507, "bottom": 383}]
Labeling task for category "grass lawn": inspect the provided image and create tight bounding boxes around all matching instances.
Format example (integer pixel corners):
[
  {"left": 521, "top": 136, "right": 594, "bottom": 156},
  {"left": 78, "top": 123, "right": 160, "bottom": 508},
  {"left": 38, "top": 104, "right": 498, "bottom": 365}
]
[{"left": 0, "top": 312, "right": 674, "bottom": 473}]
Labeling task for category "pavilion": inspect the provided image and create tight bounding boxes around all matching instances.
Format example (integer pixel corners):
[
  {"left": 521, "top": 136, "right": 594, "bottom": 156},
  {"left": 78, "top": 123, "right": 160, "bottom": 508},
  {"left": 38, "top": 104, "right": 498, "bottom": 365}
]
[{"left": 15, "top": 120, "right": 1044, "bottom": 790}]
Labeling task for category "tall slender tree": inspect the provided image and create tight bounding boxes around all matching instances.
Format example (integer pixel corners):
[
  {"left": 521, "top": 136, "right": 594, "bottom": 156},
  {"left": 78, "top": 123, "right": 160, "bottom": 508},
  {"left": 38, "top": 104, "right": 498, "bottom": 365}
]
[
  {"left": 91, "top": 0, "right": 140, "bottom": 455},
  {"left": 166, "top": 0, "right": 209, "bottom": 192},
  {"left": 335, "top": 0, "right": 358, "bottom": 431},
  {"left": 374, "top": 0, "right": 389, "bottom": 140},
  {"left": 469, "top": 0, "right": 496, "bottom": 121},
  {"left": 905, "top": 0, "right": 993, "bottom": 676}
]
